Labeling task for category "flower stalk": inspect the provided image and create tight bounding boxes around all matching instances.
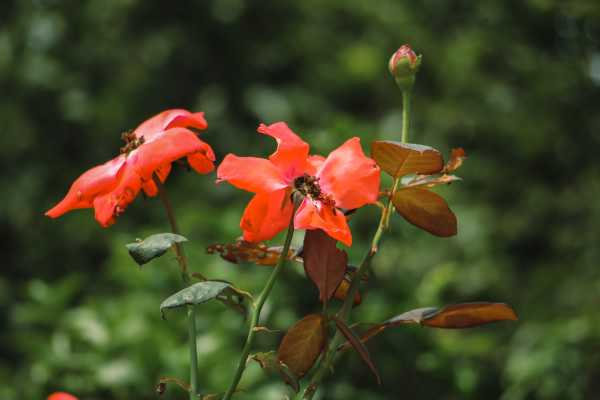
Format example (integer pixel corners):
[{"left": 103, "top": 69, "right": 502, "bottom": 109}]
[
  {"left": 299, "top": 84, "right": 412, "bottom": 400},
  {"left": 222, "top": 197, "right": 300, "bottom": 400},
  {"left": 153, "top": 174, "right": 201, "bottom": 400}
]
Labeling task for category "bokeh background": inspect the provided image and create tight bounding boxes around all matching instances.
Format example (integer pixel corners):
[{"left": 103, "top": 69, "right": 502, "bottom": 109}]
[{"left": 2, "top": 0, "right": 600, "bottom": 399}]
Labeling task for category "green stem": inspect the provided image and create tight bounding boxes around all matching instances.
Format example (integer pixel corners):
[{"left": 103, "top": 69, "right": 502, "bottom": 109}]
[
  {"left": 401, "top": 90, "right": 411, "bottom": 144},
  {"left": 153, "top": 175, "right": 201, "bottom": 400},
  {"left": 300, "top": 89, "right": 412, "bottom": 399},
  {"left": 222, "top": 205, "right": 298, "bottom": 400}
]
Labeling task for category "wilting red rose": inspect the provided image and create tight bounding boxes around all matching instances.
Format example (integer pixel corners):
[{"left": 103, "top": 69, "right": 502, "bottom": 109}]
[
  {"left": 217, "top": 122, "right": 380, "bottom": 246},
  {"left": 46, "top": 109, "right": 215, "bottom": 226}
]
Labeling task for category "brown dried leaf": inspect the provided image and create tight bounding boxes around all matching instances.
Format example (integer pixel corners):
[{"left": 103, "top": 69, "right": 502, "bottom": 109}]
[
  {"left": 332, "top": 316, "right": 381, "bottom": 385},
  {"left": 393, "top": 188, "right": 457, "bottom": 237},
  {"left": 371, "top": 141, "right": 443, "bottom": 178},
  {"left": 420, "top": 302, "right": 518, "bottom": 329},
  {"left": 442, "top": 147, "right": 467, "bottom": 173},
  {"left": 303, "top": 230, "right": 347, "bottom": 303},
  {"left": 339, "top": 303, "right": 517, "bottom": 351},
  {"left": 206, "top": 239, "right": 299, "bottom": 267},
  {"left": 277, "top": 314, "right": 327, "bottom": 378},
  {"left": 403, "top": 174, "right": 462, "bottom": 189}
]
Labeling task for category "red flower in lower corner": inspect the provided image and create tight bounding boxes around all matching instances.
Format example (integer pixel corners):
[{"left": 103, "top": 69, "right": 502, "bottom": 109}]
[
  {"left": 46, "top": 109, "right": 215, "bottom": 227},
  {"left": 217, "top": 122, "right": 380, "bottom": 246},
  {"left": 48, "top": 392, "right": 78, "bottom": 400}
]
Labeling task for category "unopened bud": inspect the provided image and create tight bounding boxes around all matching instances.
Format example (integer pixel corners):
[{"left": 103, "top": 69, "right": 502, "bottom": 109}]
[{"left": 388, "top": 45, "right": 421, "bottom": 91}]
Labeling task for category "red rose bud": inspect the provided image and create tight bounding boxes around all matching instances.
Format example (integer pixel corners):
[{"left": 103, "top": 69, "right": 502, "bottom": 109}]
[{"left": 388, "top": 45, "right": 421, "bottom": 91}]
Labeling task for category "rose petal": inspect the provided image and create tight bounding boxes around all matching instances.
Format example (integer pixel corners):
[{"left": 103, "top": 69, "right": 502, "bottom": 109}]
[
  {"left": 133, "top": 109, "right": 207, "bottom": 143},
  {"left": 240, "top": 189, "right": 294, "bottom": 243},
  {"left": 45, "top": 155, "right": 127, "bottom": 219},
  {"left": 217, "top": 154, "right": 287, "bottom": 194},
  {"left": 317, "top": 137, "right": 380, "bottom": 210},
  {"left": 187, "top": 138, "right": 216, "bottom": 174},
  {"left": 294, "top": 200, "right": 352, "bottom": 246},
  {"left": 48, "top": 392, "right": 78, "bottom": 400},
  {"left": 258, "top": 122, "right": 310, "bottom": 182},
  {"left": 306, "top": 155, "right": 325, "bottom": 175},
  {"left": 92, "top": 163, "right": 142, "bottom": 227},
  {"left": 141, "top": 163, "right": 172, "bottom": 196}
]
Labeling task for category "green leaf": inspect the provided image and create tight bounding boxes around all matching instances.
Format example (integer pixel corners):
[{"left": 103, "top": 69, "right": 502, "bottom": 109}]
[
  {"left": 126, "top": 233, "right": 187, "bottom": 266},
  {"left": 160, "top": 281, "right": 231, "bottom": 318}
]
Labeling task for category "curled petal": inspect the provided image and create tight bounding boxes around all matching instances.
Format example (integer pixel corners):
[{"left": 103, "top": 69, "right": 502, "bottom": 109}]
[
  {"left": 241, "top": 189, "right": 294, "bottom": 243},
  {"left": 217, "top": 154, "right": 287, "bottom": 194},
  {"left": 141, "top": 163, "right": 171, "bottom": 197},
  {"left": 294, "top": 200, "right": 352, "bottom": 246},
  {"left": 134, "top": 109, "right": 208, "bottom": 143},
  {"left": 187, "top": 138, "right": 216, "bottom": 174},
  {"left": 45, "top": 155, "right": 126, "bottom": 219},
  {"left": 317, "top": 137, "right": 380, "bottom": 210},
  {"left": 131, "top": 127, "right": 211, "bottom": 180},
  {"left": 92, "top": 164, "right": 142, "bottom": 227},
  {"left": 258, "top": 122, "right": 310, "bottom": 181}
]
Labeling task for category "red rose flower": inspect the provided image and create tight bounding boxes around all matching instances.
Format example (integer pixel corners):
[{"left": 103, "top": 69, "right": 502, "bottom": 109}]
[
  {"left": 47, "top": 392, "right": 78, "bottom": 400},
  {"left": 46, "top": 109, "right": 215, "bottom": 227},
  {"left": 217, "top": 122, "right": 380, "bottom": 246}
]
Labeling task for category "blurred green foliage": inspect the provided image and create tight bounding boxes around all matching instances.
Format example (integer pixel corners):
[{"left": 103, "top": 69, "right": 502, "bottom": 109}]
[{"left": 2, "top": 0, "right": 600, "bottom": 399}]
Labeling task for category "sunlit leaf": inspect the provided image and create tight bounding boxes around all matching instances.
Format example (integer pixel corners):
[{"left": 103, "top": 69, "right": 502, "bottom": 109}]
[
  {"left": 393, "top": 188, "right": 457, "bottom": 237},
  {"left": 303, "top": 229, "right": 347, "bottom": 303},
  {"left": 371, "top": 141, "right": 443, "bottom": 178},
  {"left": 160, "top": 281, "right": 231, "bottom": 318},
  {"left": 277, "top": 314, "right": 327, "bottom": 378},
  {"left": 332, "top": 316, "right": 381, "bottom": 385},
  {"left": 250, "top": 351, "right": 300, "bottom": 393},
  {"left": 207, "top": 239, "right": 300, "bottom": 267},
  {"left": 403, "top": 174, "right": 462, "bottom": 189},
  {"left": 442, "top": 147, "right": 467, "bottom": 173},
  {"left": 339, "top": 303, "right": 517, "bottom": 351},
  {"left": 126, "top": 233, "right": 187, "bottom": 265}
]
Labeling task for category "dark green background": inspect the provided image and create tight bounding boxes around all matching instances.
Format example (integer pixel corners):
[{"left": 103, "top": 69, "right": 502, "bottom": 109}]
[{"left": 2, "top": 1, "right": 600, "bottom": 399}]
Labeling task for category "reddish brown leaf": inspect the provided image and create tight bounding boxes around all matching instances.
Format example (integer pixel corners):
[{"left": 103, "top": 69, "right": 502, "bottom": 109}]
[
  {"left": 442, "top": 147, "right": 467, "bottom": 173},
  {"left": 332, "top": 316, "right": 381, "bottom": 385},
  {"left": 206, "top": 239, "right": 299, "bottom": 267},
  {"left": 339, "top": 303, "right": 517, "bottom": 351},
  {"left": 371, "top": 141, "right": 443, "bottom": 178},
  {"left": 421, "top": 302, "right": 518, "bottom": 329},
  {"left": 303, "top": 230, "right": 347, "bottom": 303},
  {"left": 393, "top": 187, "right": 457, "bottom": 237},
  {"left": 278, "top": 314, "right": 327, "bottom": 378}
]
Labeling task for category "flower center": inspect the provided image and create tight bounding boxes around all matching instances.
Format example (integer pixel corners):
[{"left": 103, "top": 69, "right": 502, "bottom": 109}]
[
  {"left": 293, "top": 173, "right": 336, "bottom": 208},
  {"left": 120, "top": 130, "right": 145, "bottom": 154}
]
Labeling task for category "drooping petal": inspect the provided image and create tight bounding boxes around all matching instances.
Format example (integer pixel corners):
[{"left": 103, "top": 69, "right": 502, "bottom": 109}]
[
  {"left": 187, "top": 137, "right": 216, "bottom": 174},
  {"left": 294, "top": 200, "right": 352, "bottom": 246},
  {"left": 92, "top": 163, "right": 142, "bottom": 227},
  {"left": 240, "top": 189, "right": 294, "bottom": 243},
  {"left": 258, "top": 122, "right": 310, "bottom": 181},
  {"left": 45, "top": 155, "right": 127, "bottom": 218},
  {"left": 131, "top": 127, "right": 212, "bottom": 180},
  {"left": 317, "top": 137, "right": 380, "bottom": 210},
  {"left": 217, "top": 154, "right": 287, "bottom": 194},
  {"left": 133, "top": 109, "right": 208, "bottom": 143},
  {"left": 141, "top": 163, "right": 172, "bottom": 197}
]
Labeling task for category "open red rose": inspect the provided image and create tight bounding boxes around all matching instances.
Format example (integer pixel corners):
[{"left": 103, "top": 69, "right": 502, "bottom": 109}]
[
  {"left": 217, "top": 122, "right": 380, "bottom": 246},
  {"left": 46, "top": 109, "right": 215, "bottom": 227},
  {"left": 47, "top": 392, "right": 78, "bottom": 400}
]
